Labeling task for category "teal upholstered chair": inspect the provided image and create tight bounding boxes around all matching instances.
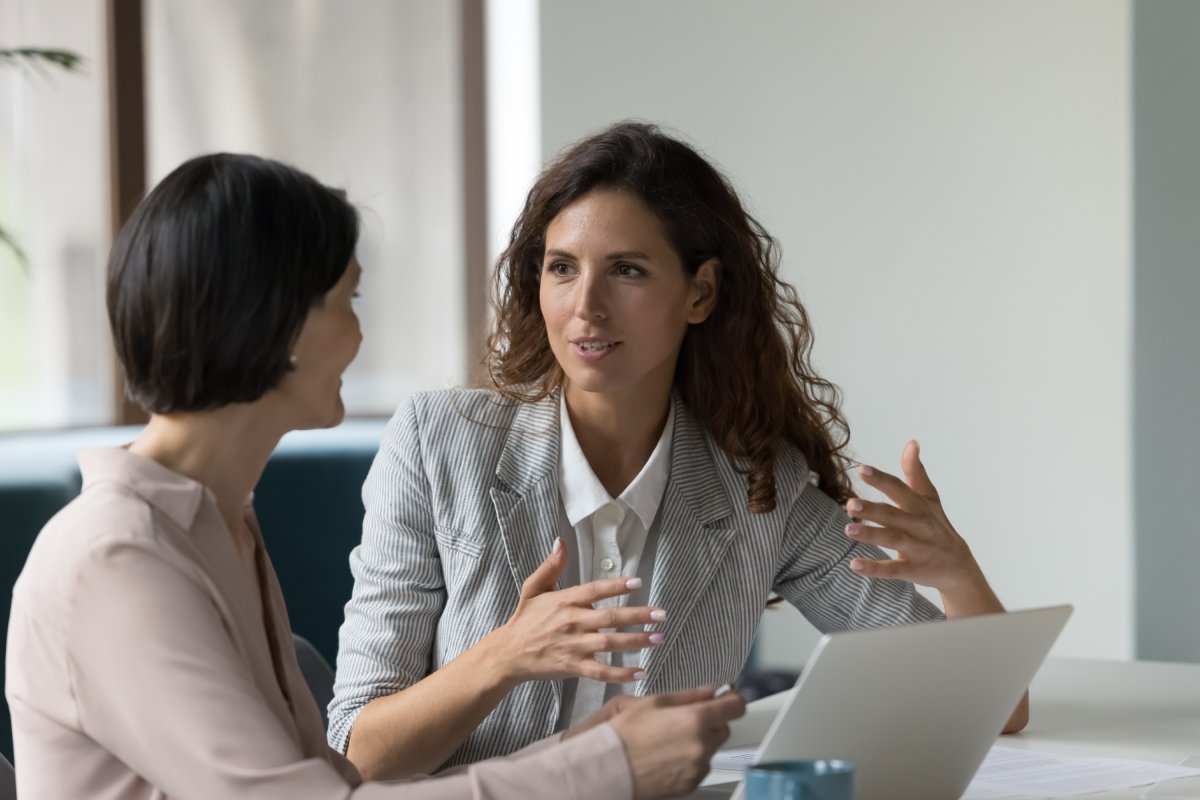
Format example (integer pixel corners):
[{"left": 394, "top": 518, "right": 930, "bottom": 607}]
[
  {"left": 0, "top": 479, "right": 80, "bottom": 763},
  {"left": 254, "top": 433, "right": 379, "bottom": 666}
]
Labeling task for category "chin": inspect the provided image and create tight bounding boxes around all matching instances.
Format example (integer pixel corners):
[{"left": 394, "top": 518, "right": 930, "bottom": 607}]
[
  {"left": 297, "top": 398, "right": 346, "bottom": 431},
  {"left": 562, "top": 371, "right": 622, "bottom": 395}
]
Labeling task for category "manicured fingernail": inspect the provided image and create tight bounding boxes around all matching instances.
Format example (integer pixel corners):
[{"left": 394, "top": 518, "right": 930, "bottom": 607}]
[
  {"left": 633, "top": 671, "right": 649, "bottom": 681},
  {"left": 650, "top": 609, "right": 667, "bottom": 622},
  {"left": 649, "top": 632, "right": 666, "bottom": 644},
  {"left": 847, "top": 499, "right": 864, "bottom": 513},
  {"left": 860, "top": 464, "right": 874, "bottom": 476},
  {"left": 850, "top": 560, "right": 865, "bottom": 572},
  {"left": 845, "top": 523, "right": 861, "bottom": 537},
  {"left": 626, "top": 577, "right": 643, "bottom": 590},
  {"left": 552, "top": 537, "right": 562, "bottom": 555}
]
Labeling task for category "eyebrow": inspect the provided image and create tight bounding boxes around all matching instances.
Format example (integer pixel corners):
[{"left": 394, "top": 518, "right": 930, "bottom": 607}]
[{"left": 543, "top": 249, "right": 651, "bottom": 261}]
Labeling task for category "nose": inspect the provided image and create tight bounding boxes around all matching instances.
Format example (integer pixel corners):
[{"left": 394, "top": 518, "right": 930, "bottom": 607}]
[{"left": 573, "top": 267, "right": 608, "bottom": 321}]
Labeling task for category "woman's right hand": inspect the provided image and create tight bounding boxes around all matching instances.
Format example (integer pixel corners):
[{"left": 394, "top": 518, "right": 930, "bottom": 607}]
[
  {"left": 608, "top": 687, "right": 746, "bottom": 800},
  {"left": 485, "top": 537, "right": 667, "bottom": 685}
]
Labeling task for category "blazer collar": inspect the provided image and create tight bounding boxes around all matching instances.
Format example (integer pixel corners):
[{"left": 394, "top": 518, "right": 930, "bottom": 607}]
[
  {"left": 494, "top": 389, "right": 560, "bottom": 494},
  {"left": 493, "top": 388, "right": 735, "bottom": 522},
  {"left": 662, "top": 391, "right": 734, "bottom": 525}
]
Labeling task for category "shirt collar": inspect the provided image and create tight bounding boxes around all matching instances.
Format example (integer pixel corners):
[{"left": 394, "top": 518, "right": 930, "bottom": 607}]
[
  {"left": 558, "top": 393, "right": 674, "bottom": 530},
  {"left": 78, "top": 446, "right": 215, "bottom": 532}
]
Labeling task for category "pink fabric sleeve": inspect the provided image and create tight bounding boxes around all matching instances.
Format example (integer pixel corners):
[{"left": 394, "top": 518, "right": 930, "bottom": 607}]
[{"left": 35, "top": 538, "right": 630, "bottom": 800}]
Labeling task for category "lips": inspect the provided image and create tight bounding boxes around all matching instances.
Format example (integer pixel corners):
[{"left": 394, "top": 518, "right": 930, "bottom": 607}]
[
  {"left": 575, "top": 341, "right": 617, "bottom": 352},
  {"left": 570, "top": 338, "right": 621, "bottom": 362}
]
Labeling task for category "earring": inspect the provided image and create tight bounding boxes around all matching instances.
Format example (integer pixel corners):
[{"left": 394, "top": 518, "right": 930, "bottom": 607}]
[{"left": 289, "top": 354, "right": 298, "bottom": 368}]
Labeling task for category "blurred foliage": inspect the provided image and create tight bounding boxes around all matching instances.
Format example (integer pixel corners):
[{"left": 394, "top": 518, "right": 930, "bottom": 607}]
[{"left": 1, "top": 47, "right": 85, "bottom": 271}]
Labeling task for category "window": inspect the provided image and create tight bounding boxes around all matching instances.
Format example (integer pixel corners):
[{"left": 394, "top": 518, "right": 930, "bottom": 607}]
[{"left": 1, "top": 0, "right": 110, "bottom": 430}]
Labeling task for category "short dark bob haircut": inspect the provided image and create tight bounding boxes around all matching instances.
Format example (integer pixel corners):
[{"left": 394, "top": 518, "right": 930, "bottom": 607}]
[{"left": 107, "top": 153, "right": 358, "bottom": 414}]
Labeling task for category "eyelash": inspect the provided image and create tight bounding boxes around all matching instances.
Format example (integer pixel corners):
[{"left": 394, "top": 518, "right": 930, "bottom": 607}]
[{"left": 544, "top": 262, "right": 644, "bottom": 277}]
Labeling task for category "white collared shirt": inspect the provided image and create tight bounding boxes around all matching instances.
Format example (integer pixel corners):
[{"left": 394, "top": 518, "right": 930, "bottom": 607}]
[{"left": 556, "top": 393, "right": 674, "bottom": 728}]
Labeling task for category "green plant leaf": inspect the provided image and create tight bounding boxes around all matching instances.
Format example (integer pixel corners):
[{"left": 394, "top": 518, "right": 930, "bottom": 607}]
[
  {"left": 1, "top": 46, "right": 83, "bottom": 276},
  {"left": 0, "top": 48, "right": 84, "bottom": 73}
]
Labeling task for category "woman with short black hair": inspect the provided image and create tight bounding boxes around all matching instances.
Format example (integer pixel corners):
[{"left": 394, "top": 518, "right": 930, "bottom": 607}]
[{"left": 5, "top": 152, "right": 744, "bottom": 800}]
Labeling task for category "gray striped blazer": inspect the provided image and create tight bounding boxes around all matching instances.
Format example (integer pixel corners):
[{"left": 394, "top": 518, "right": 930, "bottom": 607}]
[{"left": 328, "top": 388, "right": 942, "bottom": 768}]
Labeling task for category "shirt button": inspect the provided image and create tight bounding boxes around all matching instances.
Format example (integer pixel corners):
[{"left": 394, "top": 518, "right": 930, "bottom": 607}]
[{"left": 600, "top": 557, "right": 615, "bottom": 571}]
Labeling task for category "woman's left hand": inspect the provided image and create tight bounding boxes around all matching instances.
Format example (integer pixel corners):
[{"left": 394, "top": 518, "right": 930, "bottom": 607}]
[{"left": 843, "top": 440, "right": 987, "bottom": 598}]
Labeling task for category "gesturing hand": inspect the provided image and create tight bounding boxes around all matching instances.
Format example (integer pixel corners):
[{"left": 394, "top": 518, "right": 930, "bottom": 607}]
[
  {"left": 487, "top": 537, "right": 666, "bottom": 686},
  {"left": 844, "top": 440, "right": 987, "bottom": 596}
]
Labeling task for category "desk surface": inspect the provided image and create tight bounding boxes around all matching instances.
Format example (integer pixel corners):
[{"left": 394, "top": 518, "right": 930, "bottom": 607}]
[{"left": 696, "top": 656, "right": 1200, "bottom": 800}]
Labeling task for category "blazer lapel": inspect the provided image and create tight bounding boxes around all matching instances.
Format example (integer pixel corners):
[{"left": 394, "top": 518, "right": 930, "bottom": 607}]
[
  {"left": 490, "top": 391, "right": 562, "bottom": 592},
  {"left": 488, "top": 391, "right": 566, "bottom": 728},
  {"left": 640, "top": 395, "right": 737, "bottom": 693}
]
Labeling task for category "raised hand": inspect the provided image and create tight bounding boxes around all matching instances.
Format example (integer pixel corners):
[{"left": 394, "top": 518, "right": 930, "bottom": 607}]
[
  {"left": 843, "top": 440, "right": 987, "bottom": 597},
  {"left": 486, "top": 537, "right": 666, "bottom": 685}
]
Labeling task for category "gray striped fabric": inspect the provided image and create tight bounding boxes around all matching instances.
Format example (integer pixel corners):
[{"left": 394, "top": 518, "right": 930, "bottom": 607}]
[{"left": 328, "top": 388, "right": 943, "bottom": 769}]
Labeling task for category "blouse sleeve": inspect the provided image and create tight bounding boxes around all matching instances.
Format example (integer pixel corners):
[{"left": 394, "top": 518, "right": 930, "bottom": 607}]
[
  {"left": 327, "top": 397, "right": 446, "bottom": 754},
  {"left": 772, "top": 481, "right": 944, "bottom": 632},
  {"left": 58, "top": 535, "right": 631, "bottom": 800}
]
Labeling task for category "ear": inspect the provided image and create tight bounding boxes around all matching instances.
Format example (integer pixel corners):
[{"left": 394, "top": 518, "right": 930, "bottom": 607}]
[{"left": 686, "top": 258, "right": 720, "bottom": 324}]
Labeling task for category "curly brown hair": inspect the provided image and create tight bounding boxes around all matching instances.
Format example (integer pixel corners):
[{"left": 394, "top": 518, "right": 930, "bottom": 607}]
[{"left": 482, "top": 121, "right": 853, "bottom": 509}]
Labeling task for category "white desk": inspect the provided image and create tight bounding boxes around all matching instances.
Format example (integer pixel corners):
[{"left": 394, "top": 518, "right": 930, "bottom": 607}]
[
  {"left": 694, "top": 657, "right": 1200, "bottom": 799},
  {"left": 996, "top": 657, "right": 1200, "bottom": 798}
]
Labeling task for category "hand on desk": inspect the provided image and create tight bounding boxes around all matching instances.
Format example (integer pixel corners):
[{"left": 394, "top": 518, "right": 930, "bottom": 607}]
[{"left": 566, "top": 687, "right": 746, "bottom": 800}]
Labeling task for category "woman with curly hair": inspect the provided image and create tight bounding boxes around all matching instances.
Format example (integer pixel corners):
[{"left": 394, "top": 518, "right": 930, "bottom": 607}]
[{"left": 330, "top": 121, "right": 1027, "bottom": 780}]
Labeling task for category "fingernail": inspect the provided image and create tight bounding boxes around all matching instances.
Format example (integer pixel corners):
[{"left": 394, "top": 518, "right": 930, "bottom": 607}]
[
  {"left": 714, "top": 683, "right": 733, "bottom": 697},
  {"left": 845, "top": 523, "right": 861, "bottom": 537},
  {"left": 552, "top": 537, "right": 562, "bottom": 555},
  {"left": 650, "top": 609, "right": 666, "bottom": 622},
  {"left": 847, "top": 499, "right": 864, "bottom": 513},
  {"left": 649, "top": 632, "right": 666, "bottom": 644},
  {"left": 850, "top": 560, "right": 865, "bottom": 572},
  {"left": 633, "top": 671, "right": 648, "bottom": 681},
  {"left": 860, "top": 464, "right": 874, "bottom": 476},
  {"left": 626, "top": 577, "right": 643, "bottom": 590}
]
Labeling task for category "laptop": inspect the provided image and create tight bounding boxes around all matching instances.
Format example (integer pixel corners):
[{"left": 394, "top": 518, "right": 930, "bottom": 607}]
[{"left": 700, "top": 605, "right": 1072, "bottom": 800}]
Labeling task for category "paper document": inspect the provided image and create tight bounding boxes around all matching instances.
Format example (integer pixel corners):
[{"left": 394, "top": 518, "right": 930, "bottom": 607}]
[
  {"left": 961, "top": 746, "right": 1200, "bottom": 799},
  {"left": 710, "top": 747, "right": 757, "bottom": 772}
]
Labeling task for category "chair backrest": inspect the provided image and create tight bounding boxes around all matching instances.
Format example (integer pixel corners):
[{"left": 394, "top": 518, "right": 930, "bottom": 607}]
[
  {"left": 254, "top": 448, "right": 375, "bottom": 665},
  {"left": 0, "top": 749, "right": 16, "bottom": 800},
  {"left": 0, "top": 479, "right": 80, "bottom": 762},
  {"left": 292, "top": 633, "right": 336, "bottom": 728}
]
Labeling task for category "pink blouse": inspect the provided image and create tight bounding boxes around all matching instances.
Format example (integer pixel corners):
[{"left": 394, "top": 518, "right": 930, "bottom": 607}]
[{"left": 5, "top": 448, "right": 632, "bottom": 799}]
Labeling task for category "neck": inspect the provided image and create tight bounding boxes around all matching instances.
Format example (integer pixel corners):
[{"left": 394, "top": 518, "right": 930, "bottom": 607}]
[
  {"left": 564, "top": 383, "right": 671, "bottom": 497},
  {"left": 128, "top": 405, "right": 284, "bottom": 535}
]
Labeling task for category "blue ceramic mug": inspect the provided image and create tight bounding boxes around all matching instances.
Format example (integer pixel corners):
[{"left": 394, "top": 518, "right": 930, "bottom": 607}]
[{"left": 745, "top": 759, "right": 854, "bottom": 800}]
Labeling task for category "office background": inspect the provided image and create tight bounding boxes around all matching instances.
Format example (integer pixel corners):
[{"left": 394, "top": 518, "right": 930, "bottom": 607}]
[{"left": 1, "top": 0, "right": 1196, "bottom": 673}]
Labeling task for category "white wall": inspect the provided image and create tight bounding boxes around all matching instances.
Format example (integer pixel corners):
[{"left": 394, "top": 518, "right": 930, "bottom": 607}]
[{"left": 535, "top": 0, "right": 1133, "bottom": 662}]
